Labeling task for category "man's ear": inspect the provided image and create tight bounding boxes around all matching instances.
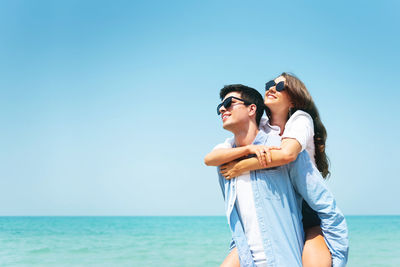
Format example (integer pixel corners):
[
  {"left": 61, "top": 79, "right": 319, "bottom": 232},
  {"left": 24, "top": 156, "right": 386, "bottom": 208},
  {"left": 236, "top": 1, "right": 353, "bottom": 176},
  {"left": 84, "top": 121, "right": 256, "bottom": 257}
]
[{"left": 248, "top": 104, "right": 257, "bottom": 117}]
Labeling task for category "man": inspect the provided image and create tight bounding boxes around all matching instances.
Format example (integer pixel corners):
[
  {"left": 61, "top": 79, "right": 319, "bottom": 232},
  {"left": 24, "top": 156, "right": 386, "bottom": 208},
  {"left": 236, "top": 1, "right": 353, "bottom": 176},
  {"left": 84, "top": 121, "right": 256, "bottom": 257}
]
[{"left": 206, "top": 84, "right": 348, "bottom": 266}]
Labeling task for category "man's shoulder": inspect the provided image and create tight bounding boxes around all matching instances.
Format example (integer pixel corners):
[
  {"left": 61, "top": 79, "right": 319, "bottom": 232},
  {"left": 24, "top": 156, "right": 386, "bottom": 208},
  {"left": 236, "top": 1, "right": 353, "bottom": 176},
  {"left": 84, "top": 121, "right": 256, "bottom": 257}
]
[
  {"left": 213, "top": 137, "right": 234, "bottom": 150},
  {"left": 259, "top": 131, "right": 281, "bottom": 146}
]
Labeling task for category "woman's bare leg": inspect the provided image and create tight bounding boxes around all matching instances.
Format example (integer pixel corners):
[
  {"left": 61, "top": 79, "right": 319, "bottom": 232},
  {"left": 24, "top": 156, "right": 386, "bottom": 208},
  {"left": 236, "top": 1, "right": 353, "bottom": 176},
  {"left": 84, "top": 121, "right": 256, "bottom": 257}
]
[
  {"left": 220, "top": 247, "right": 240, "bottom": 267},
  {"left": 220, "top": 227, "right": 330, "bottom": 267},
  {"left": 302, "top": 226, "right": 332, "bottom": 267}
]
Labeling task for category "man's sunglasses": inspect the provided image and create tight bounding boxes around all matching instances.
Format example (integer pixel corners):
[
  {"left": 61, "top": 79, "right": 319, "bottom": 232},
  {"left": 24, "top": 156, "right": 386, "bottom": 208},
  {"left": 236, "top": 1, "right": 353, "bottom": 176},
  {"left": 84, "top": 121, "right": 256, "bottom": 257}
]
[
  {"left": 265, "top": 80, "right": 285, "bottom": 92},
  {"left": 217, "top": 96, "right": 252, "bottom": 115}
]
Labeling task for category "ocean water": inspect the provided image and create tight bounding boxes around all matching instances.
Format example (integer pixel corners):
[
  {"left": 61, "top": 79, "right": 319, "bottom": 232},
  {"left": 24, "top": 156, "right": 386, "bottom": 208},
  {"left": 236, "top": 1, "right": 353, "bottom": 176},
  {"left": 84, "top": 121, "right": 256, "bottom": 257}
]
[{"left": 0, "top": 216, "right": 399, "bottom": 267}]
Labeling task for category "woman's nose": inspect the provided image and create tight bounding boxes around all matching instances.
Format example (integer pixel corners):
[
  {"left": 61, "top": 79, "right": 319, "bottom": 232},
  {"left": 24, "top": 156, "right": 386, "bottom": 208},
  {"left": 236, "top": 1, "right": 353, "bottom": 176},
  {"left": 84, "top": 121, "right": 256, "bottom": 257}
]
[{"left": 266, "top": 87, "right": 276, "bottom": 97}]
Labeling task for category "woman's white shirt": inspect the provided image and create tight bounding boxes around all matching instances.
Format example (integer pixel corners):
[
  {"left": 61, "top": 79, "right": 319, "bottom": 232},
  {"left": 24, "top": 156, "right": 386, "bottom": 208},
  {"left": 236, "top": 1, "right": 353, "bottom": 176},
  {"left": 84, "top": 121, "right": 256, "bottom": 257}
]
[{"left": 282, "top": 110, "right": 316, "bottom": 166}]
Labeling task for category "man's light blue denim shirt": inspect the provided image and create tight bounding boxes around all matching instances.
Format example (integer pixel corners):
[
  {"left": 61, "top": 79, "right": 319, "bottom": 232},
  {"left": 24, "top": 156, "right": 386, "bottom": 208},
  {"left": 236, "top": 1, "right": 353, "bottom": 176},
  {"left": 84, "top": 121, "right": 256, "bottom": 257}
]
[{"left": 217, "top": 130, "right": 349, "bottom": 267}]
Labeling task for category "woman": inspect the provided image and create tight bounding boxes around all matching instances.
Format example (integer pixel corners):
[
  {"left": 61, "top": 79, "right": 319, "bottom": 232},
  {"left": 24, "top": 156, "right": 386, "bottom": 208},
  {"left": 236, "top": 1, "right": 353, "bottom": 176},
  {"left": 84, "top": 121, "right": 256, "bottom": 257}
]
[{"left": 204, "top": 73, "right": 331, "bottom": 267}]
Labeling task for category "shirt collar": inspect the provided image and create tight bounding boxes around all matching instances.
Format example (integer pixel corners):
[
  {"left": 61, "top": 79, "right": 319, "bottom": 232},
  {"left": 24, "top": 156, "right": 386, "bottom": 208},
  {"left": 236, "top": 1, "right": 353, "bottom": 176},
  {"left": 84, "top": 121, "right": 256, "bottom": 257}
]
[
  {"left": 260, "top": 116, "right": 281, "bottom": 135},
  {"left": 232, "top": 129, "right": 268, "bottom": 148},
  {"left": 252, "top": 129, "right": 268, "bottom": 145}
]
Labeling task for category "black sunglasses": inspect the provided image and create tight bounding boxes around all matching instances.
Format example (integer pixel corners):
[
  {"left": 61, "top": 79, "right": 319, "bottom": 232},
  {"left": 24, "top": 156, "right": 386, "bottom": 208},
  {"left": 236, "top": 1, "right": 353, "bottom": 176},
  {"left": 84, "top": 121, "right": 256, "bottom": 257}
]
[
  {"left": 265, "top": 80, "right": 285, "bottom": 92},
  {"left": 217, "top": 96, "right": 252, "bottom": 115}
]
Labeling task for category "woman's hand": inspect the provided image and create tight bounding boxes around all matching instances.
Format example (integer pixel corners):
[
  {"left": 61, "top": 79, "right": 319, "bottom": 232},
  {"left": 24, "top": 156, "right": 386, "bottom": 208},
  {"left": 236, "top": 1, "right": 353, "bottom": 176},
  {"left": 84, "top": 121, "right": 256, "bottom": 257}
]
[
  {"left": 220, "top": 160, "right": 242, "bottom": 180},
  {"left": 246, "top": 145, "right": 281, "bottom": 167}
]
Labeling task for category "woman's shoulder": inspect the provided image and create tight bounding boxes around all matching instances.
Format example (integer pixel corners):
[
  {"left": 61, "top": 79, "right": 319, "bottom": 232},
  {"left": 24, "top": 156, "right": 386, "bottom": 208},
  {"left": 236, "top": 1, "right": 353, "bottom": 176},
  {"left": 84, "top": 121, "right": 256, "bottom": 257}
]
[
  {"left": 286, "top": 110, "right": 313, "bottom": 128},
  {"left": 289, "top": 110, "right": 312, "bottom": 121},
  {"left": 284, "top": 110, "right": 314, "bottom": 136},
  {"left": 283, "top": 110, "right": 315, "bottom": 156}
]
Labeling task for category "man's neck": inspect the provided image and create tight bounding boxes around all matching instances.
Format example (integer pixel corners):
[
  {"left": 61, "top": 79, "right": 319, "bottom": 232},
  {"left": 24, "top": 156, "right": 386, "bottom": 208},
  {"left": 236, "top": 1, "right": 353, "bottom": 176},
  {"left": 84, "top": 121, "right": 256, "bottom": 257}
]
[{"left": 233, "top": 122, "right": 259, "bottom": 147}]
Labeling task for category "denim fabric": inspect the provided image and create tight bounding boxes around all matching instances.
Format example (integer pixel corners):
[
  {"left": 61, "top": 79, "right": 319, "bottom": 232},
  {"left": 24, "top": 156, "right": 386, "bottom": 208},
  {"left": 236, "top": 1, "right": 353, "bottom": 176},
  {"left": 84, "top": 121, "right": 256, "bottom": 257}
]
[{"left": 217, "top": 130, "right": 348, "bottom": 267}]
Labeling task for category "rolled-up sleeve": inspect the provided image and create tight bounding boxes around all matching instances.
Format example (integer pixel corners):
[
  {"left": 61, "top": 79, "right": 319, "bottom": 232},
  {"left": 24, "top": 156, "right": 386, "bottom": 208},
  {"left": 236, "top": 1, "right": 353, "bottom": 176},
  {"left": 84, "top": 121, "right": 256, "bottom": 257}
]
[{"left": 288, "top": 151, "right": 349, "bottom": 267}]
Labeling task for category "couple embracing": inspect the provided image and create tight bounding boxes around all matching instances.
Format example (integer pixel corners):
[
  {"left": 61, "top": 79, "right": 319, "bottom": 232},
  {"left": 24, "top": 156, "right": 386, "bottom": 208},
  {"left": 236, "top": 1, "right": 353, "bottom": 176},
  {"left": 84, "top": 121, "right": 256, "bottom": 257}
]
[{"left": 204, "top": 73, "right": 349, "bottom": 267}]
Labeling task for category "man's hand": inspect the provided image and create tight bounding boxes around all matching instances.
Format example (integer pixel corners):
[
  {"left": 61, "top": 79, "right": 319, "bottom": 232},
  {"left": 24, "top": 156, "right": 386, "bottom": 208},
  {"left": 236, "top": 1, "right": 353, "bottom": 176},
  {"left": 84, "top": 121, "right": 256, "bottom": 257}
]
[{"left": 246, "top": 145, "right": 281, "bottom": 167}]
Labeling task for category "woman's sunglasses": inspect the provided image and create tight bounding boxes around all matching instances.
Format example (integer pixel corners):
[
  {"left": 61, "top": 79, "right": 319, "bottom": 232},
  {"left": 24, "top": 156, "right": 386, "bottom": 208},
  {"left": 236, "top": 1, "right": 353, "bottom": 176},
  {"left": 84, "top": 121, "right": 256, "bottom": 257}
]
[
  {"left": 265, "top": 80, "right": 285, "bottom": 92},
  {"left": 217, "top": 96, "right": 252, "bottom": 115}
]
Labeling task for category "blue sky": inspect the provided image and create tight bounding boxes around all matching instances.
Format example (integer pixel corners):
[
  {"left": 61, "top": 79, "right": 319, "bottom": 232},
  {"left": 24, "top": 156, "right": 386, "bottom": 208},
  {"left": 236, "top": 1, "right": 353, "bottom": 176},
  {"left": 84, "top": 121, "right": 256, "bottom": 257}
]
[{"left": 0, "top": 0, "right": 399, "bottom": 216}]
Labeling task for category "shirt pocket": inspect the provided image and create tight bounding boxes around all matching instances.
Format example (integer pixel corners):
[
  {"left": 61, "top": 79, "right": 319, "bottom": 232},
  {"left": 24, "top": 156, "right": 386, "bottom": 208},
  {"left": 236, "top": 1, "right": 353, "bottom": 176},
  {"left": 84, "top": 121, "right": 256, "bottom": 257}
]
[{"left": 255, "top": 168, "right": 285, "bottom": 200}]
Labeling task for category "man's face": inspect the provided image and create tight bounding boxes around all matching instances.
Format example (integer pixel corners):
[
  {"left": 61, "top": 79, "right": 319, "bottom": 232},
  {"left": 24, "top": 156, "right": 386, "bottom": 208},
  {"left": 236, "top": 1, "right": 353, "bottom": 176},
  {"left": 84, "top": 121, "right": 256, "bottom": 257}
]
[{"left": 218, "top": 92, "right": 251, "bottom": 131}]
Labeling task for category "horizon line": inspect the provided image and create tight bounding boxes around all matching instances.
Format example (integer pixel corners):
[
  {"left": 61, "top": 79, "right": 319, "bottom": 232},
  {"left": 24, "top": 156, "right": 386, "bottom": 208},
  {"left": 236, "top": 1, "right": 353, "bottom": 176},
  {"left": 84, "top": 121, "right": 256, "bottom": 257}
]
[{"left": 1, "top": 214, "right": 399, "bottom": 217}]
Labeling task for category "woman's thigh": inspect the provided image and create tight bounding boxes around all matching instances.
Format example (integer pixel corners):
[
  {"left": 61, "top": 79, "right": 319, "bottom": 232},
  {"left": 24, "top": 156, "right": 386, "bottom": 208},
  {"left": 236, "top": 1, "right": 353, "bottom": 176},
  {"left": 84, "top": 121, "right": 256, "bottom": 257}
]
[
  {"left": 302, "top": 226, "right": 332, "bottom": 267},
  {"left": 220, "top": 247, "right": 240, "bottom": 267}
]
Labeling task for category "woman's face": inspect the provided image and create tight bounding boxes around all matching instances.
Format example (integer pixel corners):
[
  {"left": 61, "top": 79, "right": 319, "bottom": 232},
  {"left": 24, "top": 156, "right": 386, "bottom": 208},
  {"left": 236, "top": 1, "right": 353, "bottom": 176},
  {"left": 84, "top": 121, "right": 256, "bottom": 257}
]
[{"left": 264, "top": 76, "right": 293, "bottom": 112}]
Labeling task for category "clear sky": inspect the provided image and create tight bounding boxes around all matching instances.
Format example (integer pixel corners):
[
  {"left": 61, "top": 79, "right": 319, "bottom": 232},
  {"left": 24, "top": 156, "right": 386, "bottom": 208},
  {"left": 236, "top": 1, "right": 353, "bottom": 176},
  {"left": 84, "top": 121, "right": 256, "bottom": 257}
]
[{"left": 1, "top": 0, "right": 399, "bottom": 216}]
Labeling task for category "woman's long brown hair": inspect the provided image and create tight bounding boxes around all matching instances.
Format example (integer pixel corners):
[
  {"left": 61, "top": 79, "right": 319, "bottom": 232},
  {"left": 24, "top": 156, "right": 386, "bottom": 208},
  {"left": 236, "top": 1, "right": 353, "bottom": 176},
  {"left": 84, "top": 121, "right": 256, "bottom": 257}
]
[{"left": 270, "top": 72, "right": 330, "bottom": 178}]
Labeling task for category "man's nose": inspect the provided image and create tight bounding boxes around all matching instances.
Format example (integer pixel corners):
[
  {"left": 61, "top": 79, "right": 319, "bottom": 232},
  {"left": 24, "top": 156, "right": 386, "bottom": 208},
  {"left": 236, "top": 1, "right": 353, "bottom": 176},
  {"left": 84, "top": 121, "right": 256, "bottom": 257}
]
[{"left": 219, "top": 105, "right": 226, "bottom": 114}]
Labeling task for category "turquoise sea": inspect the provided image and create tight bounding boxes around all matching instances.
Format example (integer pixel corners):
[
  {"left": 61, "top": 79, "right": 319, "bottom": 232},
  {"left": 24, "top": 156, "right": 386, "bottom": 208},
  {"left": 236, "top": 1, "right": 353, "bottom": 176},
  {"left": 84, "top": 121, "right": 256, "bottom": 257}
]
[{"left": 0, "top": 216, "right": 399, "bottom": 266}]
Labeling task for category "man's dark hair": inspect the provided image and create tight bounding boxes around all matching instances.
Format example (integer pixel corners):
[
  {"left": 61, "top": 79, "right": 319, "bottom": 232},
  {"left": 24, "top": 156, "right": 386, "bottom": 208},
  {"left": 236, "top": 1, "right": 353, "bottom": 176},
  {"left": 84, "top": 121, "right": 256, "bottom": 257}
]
[{"left": 220, "top": 84, "right": 265, "bottom": 126}]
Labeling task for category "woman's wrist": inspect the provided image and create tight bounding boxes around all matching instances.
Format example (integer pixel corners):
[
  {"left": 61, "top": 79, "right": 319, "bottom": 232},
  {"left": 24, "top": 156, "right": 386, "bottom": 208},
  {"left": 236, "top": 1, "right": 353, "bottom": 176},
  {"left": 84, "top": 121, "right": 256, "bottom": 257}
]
[
  {"left": 245, "top": 145, "right": 252, "bottom": 155},
  {"left": 235, "top": 160, "right": 246, "bottom": 173}
]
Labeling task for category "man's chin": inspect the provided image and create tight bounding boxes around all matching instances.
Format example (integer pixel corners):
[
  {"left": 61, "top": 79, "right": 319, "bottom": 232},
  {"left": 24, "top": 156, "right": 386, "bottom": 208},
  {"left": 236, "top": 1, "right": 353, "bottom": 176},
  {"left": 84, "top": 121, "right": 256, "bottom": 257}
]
[{"left": 222, "top": 123, "right": 234, "bottom": 132}]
